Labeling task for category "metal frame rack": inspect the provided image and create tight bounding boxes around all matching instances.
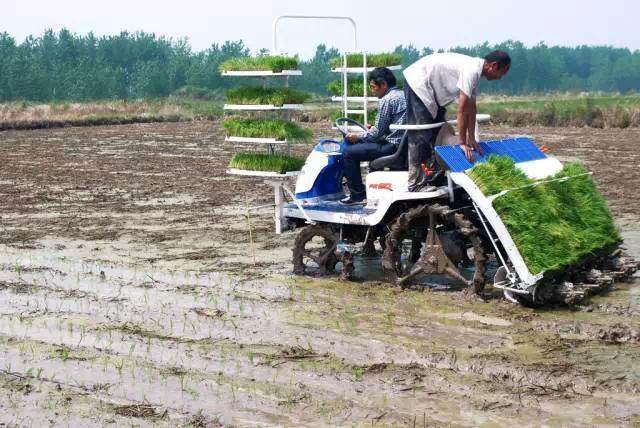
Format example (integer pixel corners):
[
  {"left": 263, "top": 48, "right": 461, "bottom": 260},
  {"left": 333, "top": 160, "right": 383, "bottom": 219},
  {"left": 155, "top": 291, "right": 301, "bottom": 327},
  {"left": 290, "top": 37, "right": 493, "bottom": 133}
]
[
  {"left": 221, "top": 68, "right": 303, "bottom": 156},
  {"left": 330, "top": 53, "right": 402, "bottom": 125}
]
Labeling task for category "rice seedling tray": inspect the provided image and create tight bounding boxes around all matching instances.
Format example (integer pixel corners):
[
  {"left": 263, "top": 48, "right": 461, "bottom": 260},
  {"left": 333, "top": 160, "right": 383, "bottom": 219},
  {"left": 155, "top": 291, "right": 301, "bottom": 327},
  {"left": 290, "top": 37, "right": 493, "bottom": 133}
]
[
  {"left": 223, "top": 104, "right": 304, "bottom": 111},
  {"left": 221, "top": 70, "right": 302, "bottom": 77},
  {"left": 224, "top": 136, "right": 288, "bottom": 144},
  {"left": 331, "top": 64, "right": 401, "bottom": 73},
  {"left": 219, "top": 55, "right": 299, "bottom": 73},
  {"left": 226, "top": 168, "right": 300, "bottom": 177},
  {"left": 329, "top": 53, "right": 402, "bottom": 70}
]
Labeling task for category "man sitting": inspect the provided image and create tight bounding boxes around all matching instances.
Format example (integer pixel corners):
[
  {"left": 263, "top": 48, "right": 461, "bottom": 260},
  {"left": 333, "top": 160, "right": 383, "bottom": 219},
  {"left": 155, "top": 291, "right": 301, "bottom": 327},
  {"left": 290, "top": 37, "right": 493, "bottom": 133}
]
[{"left": 340, "top": 67, "right": 407, "bottom": 205}]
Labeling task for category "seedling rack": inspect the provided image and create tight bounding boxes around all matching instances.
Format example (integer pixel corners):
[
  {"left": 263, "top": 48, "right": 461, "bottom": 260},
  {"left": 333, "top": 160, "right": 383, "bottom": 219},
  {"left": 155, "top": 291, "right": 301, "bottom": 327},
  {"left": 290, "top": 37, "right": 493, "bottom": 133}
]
[{"left": 225, "top": 15, "right": 362, "bottom": 232}]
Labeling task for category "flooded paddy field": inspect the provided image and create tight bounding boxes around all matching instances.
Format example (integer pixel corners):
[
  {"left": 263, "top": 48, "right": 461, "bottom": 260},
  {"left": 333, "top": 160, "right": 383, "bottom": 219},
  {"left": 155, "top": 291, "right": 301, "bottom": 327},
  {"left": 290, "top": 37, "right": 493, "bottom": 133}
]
[{"left": 0, "top": 121, "right": 638, "bottom": 426}]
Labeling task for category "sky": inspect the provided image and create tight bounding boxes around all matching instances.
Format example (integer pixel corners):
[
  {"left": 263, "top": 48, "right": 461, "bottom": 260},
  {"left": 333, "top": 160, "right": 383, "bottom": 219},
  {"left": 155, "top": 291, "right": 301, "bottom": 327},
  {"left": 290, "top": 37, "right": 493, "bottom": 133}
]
[{"left": 3, "top": 0, "right": 639, "bottom": 58}]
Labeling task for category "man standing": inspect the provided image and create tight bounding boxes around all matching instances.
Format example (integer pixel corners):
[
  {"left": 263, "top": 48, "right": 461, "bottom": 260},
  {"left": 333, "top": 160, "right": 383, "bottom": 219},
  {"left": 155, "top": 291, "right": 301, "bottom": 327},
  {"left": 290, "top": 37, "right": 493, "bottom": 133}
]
[
  {"left": 402, "top": 50, "right": 511, "bottom": 191},
  {"left": 340, "top": 67, "right": 406, "bottom": 204}
]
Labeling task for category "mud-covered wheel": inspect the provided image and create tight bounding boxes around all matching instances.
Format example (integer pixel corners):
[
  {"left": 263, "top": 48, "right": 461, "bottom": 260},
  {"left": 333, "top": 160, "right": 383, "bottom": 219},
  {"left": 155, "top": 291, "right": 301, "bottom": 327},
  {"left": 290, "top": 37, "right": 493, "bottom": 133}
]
[
  {"left": 383, "top": 203, "right": 487, "bottom": 293},
  {"left": 292, "top": 224, "right": 339, "bottom": 276}
]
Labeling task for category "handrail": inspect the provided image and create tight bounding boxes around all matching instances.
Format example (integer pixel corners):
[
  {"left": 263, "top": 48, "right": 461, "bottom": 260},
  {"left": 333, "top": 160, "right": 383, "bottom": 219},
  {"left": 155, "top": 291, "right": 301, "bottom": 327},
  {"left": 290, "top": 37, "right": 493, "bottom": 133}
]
[
  {"left": 390, "top": 114, "right": 491, "bottom": 131},
  {"left": 272, "top": 15, "right": 358, "bottom": 54}
]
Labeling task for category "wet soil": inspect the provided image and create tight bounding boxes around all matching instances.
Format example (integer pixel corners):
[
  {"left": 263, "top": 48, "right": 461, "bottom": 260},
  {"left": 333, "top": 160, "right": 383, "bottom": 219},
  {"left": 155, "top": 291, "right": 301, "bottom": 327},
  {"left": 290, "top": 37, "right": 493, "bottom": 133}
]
[{"left": 0, "top": 121, "right": 638, "bottom": 426}]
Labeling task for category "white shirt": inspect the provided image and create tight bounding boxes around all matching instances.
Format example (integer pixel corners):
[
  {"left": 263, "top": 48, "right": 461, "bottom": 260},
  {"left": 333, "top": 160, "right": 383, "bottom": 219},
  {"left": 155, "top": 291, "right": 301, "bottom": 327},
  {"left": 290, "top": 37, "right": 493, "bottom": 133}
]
[{"left": 403, "top": 53, "right": 485, "bottom": 118}]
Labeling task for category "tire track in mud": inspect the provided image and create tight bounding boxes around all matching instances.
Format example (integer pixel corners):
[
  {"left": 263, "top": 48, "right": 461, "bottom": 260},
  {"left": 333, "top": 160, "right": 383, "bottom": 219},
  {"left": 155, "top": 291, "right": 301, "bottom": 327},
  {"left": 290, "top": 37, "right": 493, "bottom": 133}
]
[{"left": 1, "top": 252, "right": 639, "bottom": 425}]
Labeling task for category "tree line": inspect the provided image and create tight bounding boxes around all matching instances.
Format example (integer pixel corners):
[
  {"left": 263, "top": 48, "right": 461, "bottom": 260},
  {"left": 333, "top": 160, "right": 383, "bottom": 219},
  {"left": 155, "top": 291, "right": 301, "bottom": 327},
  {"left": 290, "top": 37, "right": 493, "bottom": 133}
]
[{"left": 0, "top": 29, "right": 639, "bottom": 101}]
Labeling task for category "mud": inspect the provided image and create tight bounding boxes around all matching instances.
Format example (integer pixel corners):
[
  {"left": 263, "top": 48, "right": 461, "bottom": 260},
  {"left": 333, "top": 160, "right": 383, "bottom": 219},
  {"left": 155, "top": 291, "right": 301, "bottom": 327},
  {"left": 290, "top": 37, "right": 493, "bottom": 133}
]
[{"left": 0, "top": 121, "right": 639, "bottom": 426}]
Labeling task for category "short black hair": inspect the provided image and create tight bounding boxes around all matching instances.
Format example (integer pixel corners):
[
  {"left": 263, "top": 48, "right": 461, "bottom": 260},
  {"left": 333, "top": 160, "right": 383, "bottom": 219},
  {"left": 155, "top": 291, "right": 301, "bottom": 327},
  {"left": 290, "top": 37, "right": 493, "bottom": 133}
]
[
  {"left": 484, "top": 50, "right": 511, "bottom": 69},
  {"left": 368, "top": 67, "right": 397, "bottom": 88}
]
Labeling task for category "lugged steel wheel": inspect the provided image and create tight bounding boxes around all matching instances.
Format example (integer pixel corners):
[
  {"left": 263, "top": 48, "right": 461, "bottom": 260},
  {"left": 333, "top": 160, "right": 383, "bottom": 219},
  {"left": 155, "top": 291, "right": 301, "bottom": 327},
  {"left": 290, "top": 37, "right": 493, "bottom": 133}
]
[
  {"left": 383, "top": 203, "right": 487, "bottom": 293},
  {"left": 292, "top": 224, "right": 339, "bottom": 276}
]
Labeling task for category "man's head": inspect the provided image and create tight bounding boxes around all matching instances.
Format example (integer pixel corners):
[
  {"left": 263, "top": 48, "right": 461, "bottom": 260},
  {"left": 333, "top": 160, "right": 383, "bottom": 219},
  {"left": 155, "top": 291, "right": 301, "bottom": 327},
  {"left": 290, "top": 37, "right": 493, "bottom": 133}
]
[
  {"left": 482, "top": 50, "right": 511, "bottom": 80},
  {"left": 368, "top": 67, "right": 397, "bottom": 98}
]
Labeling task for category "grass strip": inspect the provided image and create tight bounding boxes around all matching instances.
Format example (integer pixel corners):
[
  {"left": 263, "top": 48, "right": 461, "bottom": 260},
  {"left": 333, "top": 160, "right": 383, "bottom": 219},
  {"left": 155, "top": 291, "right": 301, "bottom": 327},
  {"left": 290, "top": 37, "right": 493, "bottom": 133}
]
[
  {"left": 223, "top": 118, "right": 312, "bottom": 142},
  {"left": 228, "top": 153, "right": 305, "bottom": 174},
  {"left": 329, "top": 53, "right": 402, "bottom": 69},
  {"left": 219, "top": 55, "right": 299, "bottom": 72},
  {"left": 468, "top": 156, "right": 620, "bottom": 275},
  {"left": 226, "top": 87, "right": 311, "bottom": 106},
  {"left": 476, "top": 95, "right": 640, "bottom": 128}
]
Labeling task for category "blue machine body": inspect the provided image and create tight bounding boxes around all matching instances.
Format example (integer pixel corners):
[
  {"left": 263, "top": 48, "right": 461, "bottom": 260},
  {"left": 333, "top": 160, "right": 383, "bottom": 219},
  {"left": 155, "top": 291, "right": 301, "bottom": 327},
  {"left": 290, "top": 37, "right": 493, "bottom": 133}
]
[{"left": 294, "top": 139, "right": 348, "bottom": 200}]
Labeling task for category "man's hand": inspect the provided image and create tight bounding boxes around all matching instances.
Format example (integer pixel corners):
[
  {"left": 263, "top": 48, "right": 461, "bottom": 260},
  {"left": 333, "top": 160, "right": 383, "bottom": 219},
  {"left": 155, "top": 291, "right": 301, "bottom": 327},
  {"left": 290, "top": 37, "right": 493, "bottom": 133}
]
[
  {"left": 346, "top": 133, "right": 359, "bottom": 144},
  {"left": 365, "top": 123, "right": 372, "bottom": 129},
  {"left": 470, "top": 140, "right": 484, "bottom": 156},
  {"left": 461, "top": 143, "right": 476, "bottom": 162}
]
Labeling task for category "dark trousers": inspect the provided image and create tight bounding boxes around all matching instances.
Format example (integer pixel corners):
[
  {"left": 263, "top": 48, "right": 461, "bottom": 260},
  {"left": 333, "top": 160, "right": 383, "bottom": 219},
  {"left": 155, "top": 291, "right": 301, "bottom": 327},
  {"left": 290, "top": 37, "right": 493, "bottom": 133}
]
[
  {"left": 343, "top": 141, "right": 397, "bottom": 197},
  {"left": 404, "top": 83, "right": 446, "bottom": 191}
]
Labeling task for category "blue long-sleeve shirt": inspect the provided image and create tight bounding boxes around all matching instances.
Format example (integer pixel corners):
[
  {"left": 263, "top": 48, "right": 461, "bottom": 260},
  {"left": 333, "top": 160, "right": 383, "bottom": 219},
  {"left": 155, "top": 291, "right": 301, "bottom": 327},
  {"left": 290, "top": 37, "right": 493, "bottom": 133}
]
[{"left": 360, "top": 87, "right": 407, "bottom": 145}]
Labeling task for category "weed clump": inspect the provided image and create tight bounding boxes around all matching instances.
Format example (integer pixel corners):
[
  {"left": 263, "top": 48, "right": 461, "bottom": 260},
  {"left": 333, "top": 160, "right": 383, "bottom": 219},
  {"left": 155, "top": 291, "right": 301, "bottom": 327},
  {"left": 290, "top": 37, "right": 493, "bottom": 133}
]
[
  {"left": 468, "top": 156, "right": 620, "bottom": 275},
  {"left": 329, "top": 53, "right": 402, "bottom": 69},
  {"left": 219, "top": 55, "right": 299, "bottom": 72},
  {"left": 229, "top": 153, "right": 305, "bottom": 174},
  {"left": 223, "top": 118, "right": 312, "bottom": 142},
  {"left": 226, "top": 87, "right": 311, "bottom": 106}
]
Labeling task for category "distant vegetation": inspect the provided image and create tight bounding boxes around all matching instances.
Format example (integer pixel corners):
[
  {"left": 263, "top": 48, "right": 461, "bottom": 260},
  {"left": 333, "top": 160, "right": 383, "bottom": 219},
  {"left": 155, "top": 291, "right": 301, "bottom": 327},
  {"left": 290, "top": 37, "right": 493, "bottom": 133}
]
[
  {"left": 477, "top": 95, "right": 640, "bottom": 128},
  {"left": 1, "top": 29, "right": 640, "bottom": 103}
]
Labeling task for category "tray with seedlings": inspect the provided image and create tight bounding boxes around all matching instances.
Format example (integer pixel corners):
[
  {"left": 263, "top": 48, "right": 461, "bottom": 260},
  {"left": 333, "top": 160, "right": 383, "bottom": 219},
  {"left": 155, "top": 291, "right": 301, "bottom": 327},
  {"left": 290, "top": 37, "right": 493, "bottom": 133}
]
[
  {"left": 327, "top": 78, "right": 404, "bottom": 102},
  {"left": 330, "top": 52, "right": 402, "bottom": 73},
  {"left": 227, "top": 152, "right": 305, "bottom": 177},
  {"left": 223, "top": 118, "right": 313, "bottom": 144},
  {"left": 219, "top": 55, "right": 301, "bottom": 76},
  {"left": 223, "top": 87, "right": 311, "bottom": 110},
  {"left": 468, "top": 155, "right": 620, "bottom": 276}
]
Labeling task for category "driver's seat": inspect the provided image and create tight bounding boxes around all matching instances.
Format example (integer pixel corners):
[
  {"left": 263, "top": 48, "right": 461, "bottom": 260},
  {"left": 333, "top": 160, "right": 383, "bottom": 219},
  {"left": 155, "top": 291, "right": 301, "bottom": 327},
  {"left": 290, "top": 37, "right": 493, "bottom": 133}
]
[{"left": 369, "top": 131, "right": 408, "bottom": 171}]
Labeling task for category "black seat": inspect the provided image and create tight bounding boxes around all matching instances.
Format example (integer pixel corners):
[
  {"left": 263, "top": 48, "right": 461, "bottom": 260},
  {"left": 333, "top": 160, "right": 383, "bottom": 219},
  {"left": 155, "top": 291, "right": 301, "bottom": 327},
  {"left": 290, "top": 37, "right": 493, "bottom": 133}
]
[{"left": 369, "top": 131, "right": 408, "bottom": 171}]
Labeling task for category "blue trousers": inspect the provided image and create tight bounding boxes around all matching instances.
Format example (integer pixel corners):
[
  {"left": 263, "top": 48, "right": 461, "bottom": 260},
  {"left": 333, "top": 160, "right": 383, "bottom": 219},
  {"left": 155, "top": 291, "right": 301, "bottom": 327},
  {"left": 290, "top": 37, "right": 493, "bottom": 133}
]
[{"left": 343, "top": 141, "right": 397, "bottom": 197}]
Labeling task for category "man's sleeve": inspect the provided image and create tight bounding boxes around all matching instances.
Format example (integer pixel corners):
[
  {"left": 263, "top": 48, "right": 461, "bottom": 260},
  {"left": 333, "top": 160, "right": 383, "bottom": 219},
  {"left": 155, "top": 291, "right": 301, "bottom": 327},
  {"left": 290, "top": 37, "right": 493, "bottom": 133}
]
[
  {"left": 456, "top": 64, "right": 481, "bottom": 99},
  {"left": 361, "top": 98, "right": 391, "bottom": 143}
]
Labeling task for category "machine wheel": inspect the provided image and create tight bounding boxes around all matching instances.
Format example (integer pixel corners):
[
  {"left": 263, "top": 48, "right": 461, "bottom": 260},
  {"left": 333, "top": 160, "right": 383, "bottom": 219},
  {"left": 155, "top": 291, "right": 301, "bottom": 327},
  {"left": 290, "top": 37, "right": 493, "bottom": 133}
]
[
  {"left": 292, "top": 224, "right": 339, "bottom": 276},
  {"left": 383, "top": 203, "right": 487, "bottom": 293}
]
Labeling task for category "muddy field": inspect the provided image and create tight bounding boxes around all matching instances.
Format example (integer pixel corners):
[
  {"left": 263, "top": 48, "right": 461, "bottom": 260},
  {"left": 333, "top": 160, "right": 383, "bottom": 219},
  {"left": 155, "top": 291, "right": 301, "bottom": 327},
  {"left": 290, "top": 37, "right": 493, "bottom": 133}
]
[{"left": 0, "top": 120, "right": 639, "bottom": 427}]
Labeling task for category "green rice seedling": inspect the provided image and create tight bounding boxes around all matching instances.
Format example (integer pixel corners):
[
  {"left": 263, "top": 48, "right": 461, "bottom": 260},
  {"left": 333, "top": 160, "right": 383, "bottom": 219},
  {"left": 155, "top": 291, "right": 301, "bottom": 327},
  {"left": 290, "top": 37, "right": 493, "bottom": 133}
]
[
  {"left": 219, "top": 55, "right": 299, "bottom": 72},
  {"left": 223, "top": 118, "right": 312, "bottom": 142},
  {"left": 327, "top": 78, "right": 404, "bottom": 97},
  {"left": 329, "top": 52, "right": 402, "bottom": 69},
  {"left": 225, "top": 87, "right": 311, "bottom": 106},
  {"left": 327, "top": 78, "right": 370, "bottom": 97},
  {"left": 468, "top": 156, "right": 620, "bottom": 275},
  {"left": 229, "top": 153, "right": 306, "bottom": 174}
]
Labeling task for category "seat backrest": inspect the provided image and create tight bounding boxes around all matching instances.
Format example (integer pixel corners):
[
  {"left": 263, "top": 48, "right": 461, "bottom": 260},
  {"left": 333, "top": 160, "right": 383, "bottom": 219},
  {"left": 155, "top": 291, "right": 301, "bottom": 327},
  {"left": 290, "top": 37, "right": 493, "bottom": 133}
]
[{"left": 369, "top": 131, "right": 408, "bottom": 170}]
